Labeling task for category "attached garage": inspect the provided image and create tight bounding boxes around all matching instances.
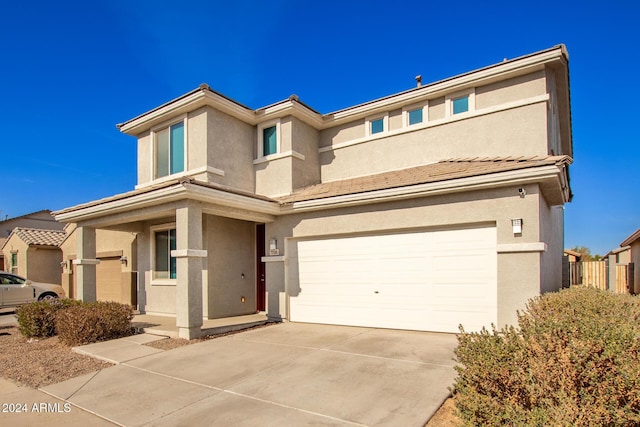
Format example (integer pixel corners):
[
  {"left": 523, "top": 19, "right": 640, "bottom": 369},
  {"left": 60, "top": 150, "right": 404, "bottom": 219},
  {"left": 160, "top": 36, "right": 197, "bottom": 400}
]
[
  {"left": 289, "top": 226, "right": 497, "bottom": 333},
  {"left": 70, "top": 256, "right": 136, "bottom": 305}
]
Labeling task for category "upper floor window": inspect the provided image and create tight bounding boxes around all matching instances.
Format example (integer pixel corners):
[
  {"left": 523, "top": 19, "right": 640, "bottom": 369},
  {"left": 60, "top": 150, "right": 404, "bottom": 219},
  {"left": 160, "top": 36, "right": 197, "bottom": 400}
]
[
  {"left": 365, "top": 113, "right": 388, "bottom": 137},
  {"left": 257, "top": 120, "right": 280, "bottom": 158},
  {"left": 452, "top": 96, "right": 469, "bottom": 114},
  {"left": 155, "top": 121, "right": 185, "bottom": 178},
  {"left": 446, "top": 89, "right": 475, "bottom": 117},
  {"left": 403, "top": 104, "right": 427, "bottom": 127},
  {"left": 408, "top": 108, "right": 423, "bottom": 125},
  {"left": 263, "top": 125, "right": 277, "bottom": 156}
]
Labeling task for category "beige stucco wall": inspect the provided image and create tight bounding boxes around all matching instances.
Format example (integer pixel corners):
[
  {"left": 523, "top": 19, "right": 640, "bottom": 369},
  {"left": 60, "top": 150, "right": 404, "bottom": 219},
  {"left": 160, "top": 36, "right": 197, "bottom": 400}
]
[
  {"left": 206, "top": 215, "right": 256, "bottom": 318},
  {"left": 319, "top": 119, "right": 365, "bottom": 148},
  {"left": 291, "top": 117, "right": 320, "bottom": 190},
  {"left": 27, "top": 247, "right": 62, "bottom": 285},
  {"left": 388, "top": 108, "right": 403, "bottom": 131},
  {"left": 475, "top": 71, "right": 545, "bottom": 110},
  {"left": 319, "top": 102, "right": 549, "bottom": 182},
  {"left": 538, "top": 194, "right": 564, "bottom": 294},
  {"left": 2, "top": 235, "right": 62, "bottom": 284},
  {"left": 206, "top": 106, "right": 255, "bottom": 192},
  {"left": 264, "top": 184, "right": 547, "bottom": 328},
  {"left": 254, "top": 157, "right": 293, "bottom": 197},
  {"left": 255, "top": 116, "right": 320, "bottom": 196},
  {"left": 428, "top": 97, "right": 445, "bottom": 121},
  {"left": 60, "top": 226, "right": 137, "bottom": 301},
  {"left": 187, "top": 107, "right": 208, "bottom": 173},
  {"left": 631, "top": 241, "right": 640, "bottom": 294}
]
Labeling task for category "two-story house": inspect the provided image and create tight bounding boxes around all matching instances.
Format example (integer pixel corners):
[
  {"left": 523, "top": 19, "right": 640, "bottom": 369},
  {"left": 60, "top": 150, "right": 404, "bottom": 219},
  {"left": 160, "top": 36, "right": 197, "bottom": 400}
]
[{"left": 54, "top": 45, "right": 573, "bottom": 339}]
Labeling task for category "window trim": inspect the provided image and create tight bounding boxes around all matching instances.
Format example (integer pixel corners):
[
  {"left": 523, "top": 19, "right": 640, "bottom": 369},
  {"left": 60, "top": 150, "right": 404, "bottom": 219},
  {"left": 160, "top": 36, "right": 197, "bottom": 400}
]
[
  {"left": 150, "top": 223, "right": 177, "bottom": 286},
  {"left": 445, "top": 89, "right": 475, "bottom": 117},
  {"left": 365, "top": 113, "right": 389, "bottom": 137},
  {"left": 10, "top": 252, "right": 18, "bottom": 275},
  {"left": 151, "top": 115, "right": 188, "bottom": 180},
  {"left": 257, "top": 119, "right": 281, "bottom": 159},
  {"left": 402, "top": 102, "right": 428, "bottom": 127}
]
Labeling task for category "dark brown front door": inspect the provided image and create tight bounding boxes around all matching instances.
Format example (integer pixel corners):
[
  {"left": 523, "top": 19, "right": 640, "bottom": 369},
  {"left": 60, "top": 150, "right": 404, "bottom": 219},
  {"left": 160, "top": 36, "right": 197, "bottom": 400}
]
[{"left": 256, "top": 224, "right": 266, "bottom": 311}]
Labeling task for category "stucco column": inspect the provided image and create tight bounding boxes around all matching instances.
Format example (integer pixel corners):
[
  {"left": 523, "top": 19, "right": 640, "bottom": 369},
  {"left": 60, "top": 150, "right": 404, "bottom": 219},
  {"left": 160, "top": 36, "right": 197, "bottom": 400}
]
[
  {"left": 72, "top": 226, "right": 99, "bottom": 302},
  {"left": 172, "top": 204, "right": 207, "bottom": 339}
]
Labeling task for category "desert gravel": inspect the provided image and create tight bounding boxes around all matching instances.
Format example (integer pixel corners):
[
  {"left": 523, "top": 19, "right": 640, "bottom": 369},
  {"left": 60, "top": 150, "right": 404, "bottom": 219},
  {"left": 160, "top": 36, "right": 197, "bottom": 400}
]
[{"left": 0, "top": 325, "right": 112, "bottom": 388}]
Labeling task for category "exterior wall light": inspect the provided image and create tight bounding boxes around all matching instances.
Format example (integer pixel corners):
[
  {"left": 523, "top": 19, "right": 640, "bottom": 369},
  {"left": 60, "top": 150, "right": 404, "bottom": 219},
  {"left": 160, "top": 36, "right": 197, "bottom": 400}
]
[
  {"left": 120, "top": 256, "right": 128, "bottom": 266},
  {"left": 511, "top": 218, "right": 523, "bottom": 234},
  {"left": 269, "top": 238, "right": 279, "bottom": 256}
]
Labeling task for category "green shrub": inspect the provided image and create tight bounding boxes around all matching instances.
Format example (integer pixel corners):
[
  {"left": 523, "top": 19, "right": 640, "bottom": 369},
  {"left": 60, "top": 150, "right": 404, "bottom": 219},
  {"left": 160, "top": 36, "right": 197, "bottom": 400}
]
[
  {"left": 15, "top": 299, "right": 81, "bottom": 338},
  {"left": 55, "top": 301, "right": 134, "bottom": 346},
  {"left": 454, "top": 287, "right": 640, "bottom": 426}
]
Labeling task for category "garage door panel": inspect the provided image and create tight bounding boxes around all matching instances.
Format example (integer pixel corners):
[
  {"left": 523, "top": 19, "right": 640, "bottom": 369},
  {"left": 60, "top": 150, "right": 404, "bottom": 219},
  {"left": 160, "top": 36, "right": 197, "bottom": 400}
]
[{"left": 291, "top": 226, "right": 497, "bottom": 333}]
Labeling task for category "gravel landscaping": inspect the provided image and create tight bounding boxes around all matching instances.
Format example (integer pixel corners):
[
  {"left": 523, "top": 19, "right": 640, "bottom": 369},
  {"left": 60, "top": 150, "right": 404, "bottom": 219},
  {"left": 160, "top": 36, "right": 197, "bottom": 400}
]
[{"left": 0, "top": 325, "right": 112, "bottom": 388}]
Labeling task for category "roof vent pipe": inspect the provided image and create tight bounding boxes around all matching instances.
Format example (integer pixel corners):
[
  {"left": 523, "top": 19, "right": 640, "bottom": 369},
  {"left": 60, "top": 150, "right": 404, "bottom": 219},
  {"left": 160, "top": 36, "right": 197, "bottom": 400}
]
[{"left": 415, "top": 75, "right": 422, "bottom": 87}]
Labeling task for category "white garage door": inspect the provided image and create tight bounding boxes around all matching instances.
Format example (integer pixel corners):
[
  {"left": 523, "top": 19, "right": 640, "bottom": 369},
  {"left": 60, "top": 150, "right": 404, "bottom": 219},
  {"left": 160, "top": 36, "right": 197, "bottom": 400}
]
[{"left": 290, "top": 226, "right": 497, "bottom": 333}]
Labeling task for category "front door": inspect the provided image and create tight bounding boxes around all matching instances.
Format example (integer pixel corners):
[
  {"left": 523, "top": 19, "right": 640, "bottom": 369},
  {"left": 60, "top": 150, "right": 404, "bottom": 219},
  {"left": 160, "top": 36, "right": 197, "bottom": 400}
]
[{"left": 256, "top": 224, "right": 266, "bottom": 311}]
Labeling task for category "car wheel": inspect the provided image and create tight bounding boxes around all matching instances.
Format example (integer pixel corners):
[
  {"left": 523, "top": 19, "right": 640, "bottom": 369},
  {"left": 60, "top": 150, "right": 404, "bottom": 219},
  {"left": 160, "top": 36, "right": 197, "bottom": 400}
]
[{"left": 38, "top": 293, "right": 58, "bottom": 302}]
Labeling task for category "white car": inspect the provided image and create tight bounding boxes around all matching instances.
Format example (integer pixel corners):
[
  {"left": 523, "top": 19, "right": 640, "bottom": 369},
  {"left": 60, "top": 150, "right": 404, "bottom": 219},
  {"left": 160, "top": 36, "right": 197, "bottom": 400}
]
[{"left": 0, "top": 271, "right": 66, "bottom": 307}]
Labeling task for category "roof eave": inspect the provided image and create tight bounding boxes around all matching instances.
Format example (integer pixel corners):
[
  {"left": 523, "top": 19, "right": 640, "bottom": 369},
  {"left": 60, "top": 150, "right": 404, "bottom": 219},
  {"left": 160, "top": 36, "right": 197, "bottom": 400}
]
[{"left": 280, "top": 163, "right": 569, "bottom": 214}]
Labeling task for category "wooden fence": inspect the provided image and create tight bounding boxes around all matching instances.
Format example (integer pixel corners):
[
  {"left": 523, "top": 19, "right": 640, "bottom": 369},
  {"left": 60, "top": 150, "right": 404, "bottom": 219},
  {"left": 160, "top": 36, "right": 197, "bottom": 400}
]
[
  {"left": 568, "top": 260, "right": 634, "bottom": 294},
  {"left": 581, "top": 261, "right": 607, "bottom": 290},
  {"left": 616, "top": 265, "right": 629, "bottom": 294}
]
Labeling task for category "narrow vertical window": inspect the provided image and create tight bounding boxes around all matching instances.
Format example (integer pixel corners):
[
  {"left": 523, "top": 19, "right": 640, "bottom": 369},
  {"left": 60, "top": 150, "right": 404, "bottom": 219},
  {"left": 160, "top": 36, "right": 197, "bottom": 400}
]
[
  {"left": 262, "top": 125, "right": 277, "bottom": 156},
  {"left": 156, "top": 122, "right": 185, "bottom": 178},
  {"left": 154, "top": 229, "right": 176, "bottom": 279},
  {"left": 10, "top": 253, "right": 17, "bottom": 275}
]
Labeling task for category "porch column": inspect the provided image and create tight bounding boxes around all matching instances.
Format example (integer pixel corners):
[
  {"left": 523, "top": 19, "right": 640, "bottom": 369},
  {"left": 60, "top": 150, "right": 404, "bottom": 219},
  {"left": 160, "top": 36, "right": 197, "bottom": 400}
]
[
  {"left": 72, "top": 226, "right": 99, "bottom": 302},
  {"left": 172, "top": 204, "right": 207, "bottom": 339}
]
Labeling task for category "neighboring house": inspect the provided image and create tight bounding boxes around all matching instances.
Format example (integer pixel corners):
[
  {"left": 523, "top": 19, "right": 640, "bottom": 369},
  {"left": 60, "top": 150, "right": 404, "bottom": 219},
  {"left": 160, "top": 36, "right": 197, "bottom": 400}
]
[
  {"left": 0, "top": 210, "right": 64, "bottom": 270},
  {"left": 1, "top": 228, "right": 66, "bottom": 285},
  {"left": 563, "top": 249, "right": 582, "bottom": 262},
  {"left": 59, "top": 224, "right": 137, "bottom": 305},
  {"left": 620, "top": 228, "right": 640, "bottom": 294},
  {"left": 53, "top": 45, "right": 573, "bottom": 339}
]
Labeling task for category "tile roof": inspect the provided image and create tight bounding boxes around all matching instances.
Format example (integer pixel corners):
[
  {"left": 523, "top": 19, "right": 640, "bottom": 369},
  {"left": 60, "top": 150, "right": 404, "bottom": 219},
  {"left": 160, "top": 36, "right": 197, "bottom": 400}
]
[
  {"left": 278, "top": 156, "right": 571, "bottom": 204},
  {"left": 11, "top": 228, "right": 66, "bottom": 247}
]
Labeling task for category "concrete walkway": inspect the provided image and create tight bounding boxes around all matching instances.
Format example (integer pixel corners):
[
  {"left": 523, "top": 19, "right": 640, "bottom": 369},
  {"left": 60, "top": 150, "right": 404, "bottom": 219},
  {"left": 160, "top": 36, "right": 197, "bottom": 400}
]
[
  {"left": 0, "top": 377, "right": 115, "bottom": 426},
  {"left": 37, "top": 322, "right": 457, "bottom": 426}
]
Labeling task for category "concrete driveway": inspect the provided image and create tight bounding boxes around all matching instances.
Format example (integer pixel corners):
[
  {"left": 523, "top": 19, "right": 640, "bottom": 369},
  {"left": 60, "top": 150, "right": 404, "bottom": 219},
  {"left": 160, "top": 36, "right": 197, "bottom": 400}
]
[{"left": 42, "top": 322, "right": 458, "bottom": 426}]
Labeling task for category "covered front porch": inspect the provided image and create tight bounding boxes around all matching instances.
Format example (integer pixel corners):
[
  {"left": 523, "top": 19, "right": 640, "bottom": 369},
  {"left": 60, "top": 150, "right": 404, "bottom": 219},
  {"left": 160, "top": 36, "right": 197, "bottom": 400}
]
[{"left": 53, "top": 179, "right": 280, "bottom": 339}]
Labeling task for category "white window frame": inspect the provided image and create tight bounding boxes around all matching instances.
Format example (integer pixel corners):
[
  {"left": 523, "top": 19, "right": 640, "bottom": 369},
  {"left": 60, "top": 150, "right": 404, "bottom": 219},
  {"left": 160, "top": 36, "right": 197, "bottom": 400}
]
[
  {"left": 402, "top": 102, "right": 428, "bottom": 127},
  {"left": 150, "top": 223, "right": 177, "bottom": 286},
  {"left": 151, "top": 115, "right": 188, "bottom": 180},
  {"left": 257, "top": 119, "right": 281, "bottom": 159},
  {"left": 365, "top": 113, "right": 389, "bottom": 137},
  {"left": 446, "top": 88, "right": 475, "bottom": 117}
]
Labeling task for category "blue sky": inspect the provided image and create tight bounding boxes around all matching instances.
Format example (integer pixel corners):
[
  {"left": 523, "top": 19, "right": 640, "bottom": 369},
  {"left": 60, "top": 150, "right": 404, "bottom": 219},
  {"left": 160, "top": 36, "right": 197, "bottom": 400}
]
[{"left": 1, "top": 0, "right": 638, "bottom": 255}]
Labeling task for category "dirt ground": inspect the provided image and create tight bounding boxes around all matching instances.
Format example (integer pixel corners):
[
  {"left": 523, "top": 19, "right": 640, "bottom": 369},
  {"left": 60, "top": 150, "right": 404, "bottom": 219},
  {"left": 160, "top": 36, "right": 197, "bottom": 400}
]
[
  {"left": 0, "top": 325, "right": 112, "bottom": 388},
  {"left": 425, "top": 397, "right": 461, "bottom": 426}
]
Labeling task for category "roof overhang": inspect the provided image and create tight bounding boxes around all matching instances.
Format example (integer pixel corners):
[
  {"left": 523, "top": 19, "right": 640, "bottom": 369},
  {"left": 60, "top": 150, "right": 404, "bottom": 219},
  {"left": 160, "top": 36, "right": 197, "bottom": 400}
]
[
  {"left": 621, "top": 228, "right": 640, "bottom": 247},
  {"left": 117, "top": 45, "right": 571, "bottom": 136},
  {"left": 280, "top": 162, "right": 571, "bottom": 214},
  {"left": 53, "top": 181, "right": 280, "bottom": 229}
]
